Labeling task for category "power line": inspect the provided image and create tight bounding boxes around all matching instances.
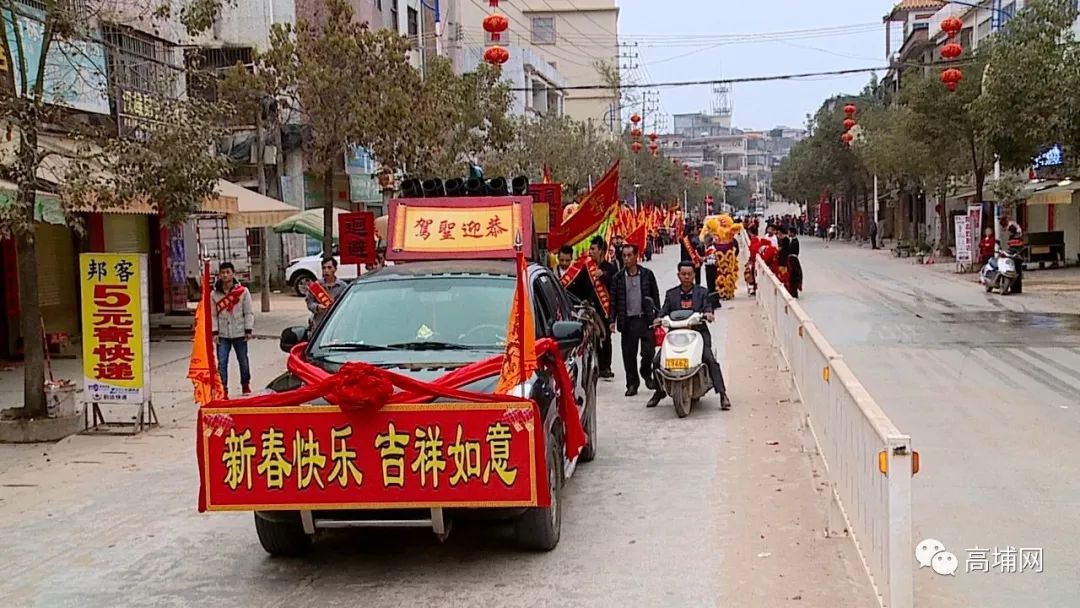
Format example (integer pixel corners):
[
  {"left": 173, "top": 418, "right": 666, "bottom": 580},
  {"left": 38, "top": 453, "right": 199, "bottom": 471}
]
[{"left": 507, "top": 66, "right": 890, "bottom": 92}]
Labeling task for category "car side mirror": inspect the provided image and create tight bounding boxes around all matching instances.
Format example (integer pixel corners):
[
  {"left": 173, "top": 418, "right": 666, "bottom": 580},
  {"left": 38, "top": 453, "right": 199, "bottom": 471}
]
[
  {"left": 280, "top": 326, "right": 309, "bottom": 353},
  {"left": 552, "top": 320, "right": 584, "bottom": 350}
]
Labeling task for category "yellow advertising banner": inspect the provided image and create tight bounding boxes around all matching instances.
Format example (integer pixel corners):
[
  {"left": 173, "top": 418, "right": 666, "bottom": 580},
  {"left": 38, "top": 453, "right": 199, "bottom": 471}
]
[
  {"left": 80, "top": 253, "right": 150, "bottom": 404},
  {"left": 388, "top": 197, "right": 533, "bottom": 261}
]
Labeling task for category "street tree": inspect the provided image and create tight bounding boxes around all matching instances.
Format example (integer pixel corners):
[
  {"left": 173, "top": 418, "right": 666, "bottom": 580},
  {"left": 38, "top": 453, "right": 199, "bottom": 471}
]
[
  {"left": 0, "top": 0, "right": 232, "bottom": 418},
  {"left": 409, "top": 57, "right": 515, "bottom": 177},
  {"left": 974, "top": 0, "right": 1079, "bottom": 170},
  {"left": 257, "top": 0, "right": 420, "bottom": 254}
]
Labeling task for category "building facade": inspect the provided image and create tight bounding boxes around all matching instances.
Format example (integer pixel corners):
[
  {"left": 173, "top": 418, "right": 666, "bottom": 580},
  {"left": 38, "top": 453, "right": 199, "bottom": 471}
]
[{"left": 446, "top": 0, "right": 618, "bottom": 124}]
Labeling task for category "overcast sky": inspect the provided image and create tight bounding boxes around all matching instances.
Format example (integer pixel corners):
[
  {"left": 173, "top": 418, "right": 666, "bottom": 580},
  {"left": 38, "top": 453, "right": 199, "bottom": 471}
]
[{"left": 616, "top": 0, "right": 894, "bottom": 131}]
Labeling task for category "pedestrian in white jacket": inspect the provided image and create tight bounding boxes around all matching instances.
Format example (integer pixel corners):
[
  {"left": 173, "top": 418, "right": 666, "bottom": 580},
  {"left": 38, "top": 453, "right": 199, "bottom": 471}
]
[{"left": 211, "top": 262, "right": 255, "bottom": 395}]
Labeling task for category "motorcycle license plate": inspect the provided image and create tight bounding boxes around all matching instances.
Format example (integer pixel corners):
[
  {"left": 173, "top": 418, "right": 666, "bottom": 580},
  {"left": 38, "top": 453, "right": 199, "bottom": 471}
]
[{"left": 665, "top": 358, "right": 689, "bottom": 370}]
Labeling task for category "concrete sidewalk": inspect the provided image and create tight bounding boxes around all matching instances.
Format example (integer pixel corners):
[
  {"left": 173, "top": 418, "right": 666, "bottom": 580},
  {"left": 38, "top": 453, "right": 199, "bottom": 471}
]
[{"left": 0, "top": 293, "right": 310, "bottom": 412}]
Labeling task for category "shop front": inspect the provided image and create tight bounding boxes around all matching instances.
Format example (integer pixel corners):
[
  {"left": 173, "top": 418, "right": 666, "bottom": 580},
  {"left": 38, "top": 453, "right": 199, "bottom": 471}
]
[{"left": 1023, "top": 182, "right": 1080, "bottom": 265}]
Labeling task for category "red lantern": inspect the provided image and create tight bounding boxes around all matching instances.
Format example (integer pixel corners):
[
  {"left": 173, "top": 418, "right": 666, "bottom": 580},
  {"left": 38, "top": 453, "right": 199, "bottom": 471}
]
[
  {"left": 841, "top": 132, "right": 854, "bottom": 145},
  {"left": 630, "top": 113, "right": 642, "bottom": 125},
  {"left": 941, "top": 16, "right": 963, "bottom": 37},
  {"left": 630, "top": 128, "right": 643, "bottom": 139},
  {"left": 941, "top": 42, "right": 963, "bottom": 60},
  {"left": 488, "top": 0, "right": 499, "bottom": 6},
  {"left": 483, "top": 45, "right": 509, "bottom": 65},
  {"left": 483, "top": 13, "right": 509, "bottom": 41},
  {"left": 648, "top": 142, "right": 658, "bottom": 152},
  {"left": 631, "top": 141, "right": 643, "bottom": 154},
  {"left": 941, "top": 67, "right": 963, "bottom": 91},
  {"left": 844, "top": 104, "right": 857, "bottom": 117},
  {"left": 683, "top": 168, "right": 690, "bottom": 177},
  {"left": 843, "top": 118, "right": 856, "bottom": 131},
  {"left": 648, "top": 132, "right": 658, "bottom": 142}
]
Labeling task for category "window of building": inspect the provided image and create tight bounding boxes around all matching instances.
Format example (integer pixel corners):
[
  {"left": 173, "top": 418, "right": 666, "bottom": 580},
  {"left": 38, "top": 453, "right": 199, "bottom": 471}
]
[
  {"left": 407, "top": 7, "right": 418, "bottom": 37},
  {"left": 375, "top": 0, "right": 382, "bottom": 9},
  {"left": 103, "top": 25, "right": 181, "bottom": 98},
  {"left": 391, "top": 0, "right": 399, "bottom": 31},
  {"left": 531, "top": 16, "right": 556, "bottom": 44}
]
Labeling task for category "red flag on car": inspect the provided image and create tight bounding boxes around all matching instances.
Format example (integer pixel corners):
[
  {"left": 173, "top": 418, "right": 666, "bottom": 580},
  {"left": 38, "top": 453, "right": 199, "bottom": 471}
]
[{"left": 495, "top": 251, "right": 538, "bottom": 396}]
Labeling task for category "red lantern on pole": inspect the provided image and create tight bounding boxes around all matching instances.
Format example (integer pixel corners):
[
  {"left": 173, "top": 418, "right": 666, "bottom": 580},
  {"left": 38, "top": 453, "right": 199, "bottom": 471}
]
[
  {"left": 648, "top": 142, "right": 659, "bottom": 153},
  {"left": 631, "top": 141, "right": 643, "bottom": 154},
  {"left": 941, "top": 16, "right": 963, "bottom": 37},
  {"left": 941, "top": 67, "right": 963, "bottom": 92},
  {"left": 483, "top": 13, "right": 509, "bottom": 42},
  {"left": 941, "top": 42, "right": 963, "bottom": 60},
  {"left": 843, "top": 118, "right": 856, "bottom": 131},
  {"left": 483, "top": 45, "right": 509, "bottom": 65},
  {"left": 683, "top": 168, "right": 690, "bottom": 177},
  {"left": 844, "top": 104, "right": 857, "bottom": 117},
  {"left": 648, "top": 132, "right": 658, "bottom": 142},
  {"left": 630, "top": 113, "right": 642, "bottom": 125},
  {"left": 841, "top": 132, "right": 854, "bottom": 146},
  {"left": 630, "top": 128, "right": 643, "bottom": 139}
]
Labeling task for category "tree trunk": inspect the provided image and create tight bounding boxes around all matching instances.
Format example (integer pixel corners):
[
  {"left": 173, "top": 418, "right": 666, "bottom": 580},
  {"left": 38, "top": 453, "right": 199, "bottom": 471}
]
[
  {"left": 938, "top": 191, "right": 949, "bottom": 255},
  {"left": 15, "top": 125, "right": 46, "bottom": 417},
  {"left": 322, "top": 169, "right": 334, "bottom": 257}
]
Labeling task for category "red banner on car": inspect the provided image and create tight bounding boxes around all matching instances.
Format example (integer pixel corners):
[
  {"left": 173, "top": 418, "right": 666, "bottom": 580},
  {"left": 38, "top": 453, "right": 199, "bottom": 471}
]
[{"left": 198, "top": 402, "right": 548, "bottom": 511}]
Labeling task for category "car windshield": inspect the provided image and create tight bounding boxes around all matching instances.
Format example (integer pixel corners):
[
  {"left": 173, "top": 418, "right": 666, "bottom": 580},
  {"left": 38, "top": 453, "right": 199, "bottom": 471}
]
[{"left": 310, "top": 275, "right": 514, "bottom": 355}]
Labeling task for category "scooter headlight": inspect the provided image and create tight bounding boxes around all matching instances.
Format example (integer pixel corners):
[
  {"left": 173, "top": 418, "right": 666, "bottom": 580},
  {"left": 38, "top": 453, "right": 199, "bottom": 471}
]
[{"left": 666, "top": 332, "right": 693, "bottom": 348}]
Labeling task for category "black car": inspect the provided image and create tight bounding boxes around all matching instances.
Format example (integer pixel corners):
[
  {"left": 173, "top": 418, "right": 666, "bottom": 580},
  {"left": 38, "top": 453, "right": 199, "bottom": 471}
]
[{"left": 257, "top": 260, "right": 600, "bottom": 555}]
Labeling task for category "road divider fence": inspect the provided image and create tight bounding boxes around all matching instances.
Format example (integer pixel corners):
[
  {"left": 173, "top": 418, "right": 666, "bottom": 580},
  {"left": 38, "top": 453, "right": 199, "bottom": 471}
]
[{"left": 755, "top": 258, "right": 915, "bottom": 608}]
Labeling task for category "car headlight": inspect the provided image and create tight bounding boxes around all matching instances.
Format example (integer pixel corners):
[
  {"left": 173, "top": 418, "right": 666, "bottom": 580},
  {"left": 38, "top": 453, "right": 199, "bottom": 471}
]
[{"left": 666, "top": 333, "right": 693, "bottom": 348}]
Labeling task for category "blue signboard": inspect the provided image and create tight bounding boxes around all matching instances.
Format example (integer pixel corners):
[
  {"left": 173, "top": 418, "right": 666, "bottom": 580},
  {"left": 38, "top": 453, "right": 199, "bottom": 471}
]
[
  {"left": 1033, "top": 144, "right": 1064, "bottom": 169},
  {"left": 2, "top": 8, "right": 109, "bottom": 114}
]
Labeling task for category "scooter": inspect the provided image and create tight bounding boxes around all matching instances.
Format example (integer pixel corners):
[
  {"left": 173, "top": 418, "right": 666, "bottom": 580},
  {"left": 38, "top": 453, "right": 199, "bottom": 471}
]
[
  {"left": 654, "top": 310, "right": 713, "bottom": 418},
  {"left": 981, "top": 248, "right": 1021, "bottom": 295}
]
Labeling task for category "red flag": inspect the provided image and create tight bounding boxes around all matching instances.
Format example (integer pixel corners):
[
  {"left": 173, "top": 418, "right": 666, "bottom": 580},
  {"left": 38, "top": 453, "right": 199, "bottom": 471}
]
[
  {"left": 627, "top": 221, "right": 647, "bottom": 255},
  {"left": 495, "top": 251, "right": 538, "bottom": 396},
  {"left": 188, "top": 261, "right": 224, "bottom": 405},
  {"left": 549, "top": 161, "right": 620, "bottom": 250}
]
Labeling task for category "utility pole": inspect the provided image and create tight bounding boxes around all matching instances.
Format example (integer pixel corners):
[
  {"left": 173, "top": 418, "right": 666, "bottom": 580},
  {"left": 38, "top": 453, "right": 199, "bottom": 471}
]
[
  {"left": 617, "top": 42, "right": 639, "bottom": 131},
  {"left": 255, "top": 99, "right": 271, "bottom": 313}
]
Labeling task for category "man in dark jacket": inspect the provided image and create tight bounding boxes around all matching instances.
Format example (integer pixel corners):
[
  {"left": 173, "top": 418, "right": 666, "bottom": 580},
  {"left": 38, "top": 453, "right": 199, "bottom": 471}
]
[
  {"left": 609, "top": 243, "right": 660, "bottom": 396},
  {"left": 649, "top": 261, "right": 731, "bottom": 409}
]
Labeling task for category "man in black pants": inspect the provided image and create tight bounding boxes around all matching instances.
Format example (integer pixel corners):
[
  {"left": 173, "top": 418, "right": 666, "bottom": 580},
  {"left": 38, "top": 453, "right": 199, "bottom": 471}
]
[
  {"left": 588, "top": 236, "right": 617, "bottom": 380},
  {"left": 609, "top": 243, "right": 660, "bottom": 397},
  {"left": 648, "top": 262, "right": 731, "bottom": 410}
]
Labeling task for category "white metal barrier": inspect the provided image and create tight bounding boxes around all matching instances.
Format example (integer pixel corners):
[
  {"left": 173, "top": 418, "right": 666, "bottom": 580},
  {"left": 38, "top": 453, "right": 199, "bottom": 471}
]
[{"left": 755, "top": 258, "right": 914, "bottom": 608}]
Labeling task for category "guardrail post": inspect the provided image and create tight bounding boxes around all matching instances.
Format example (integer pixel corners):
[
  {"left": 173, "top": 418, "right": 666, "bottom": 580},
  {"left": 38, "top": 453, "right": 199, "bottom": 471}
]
[{"left": 887, "top": 437, "right": 914, "bottom": 608}]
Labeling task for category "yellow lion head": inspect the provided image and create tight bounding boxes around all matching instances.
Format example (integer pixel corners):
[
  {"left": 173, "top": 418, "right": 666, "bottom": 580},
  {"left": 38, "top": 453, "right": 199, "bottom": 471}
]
[{"left": 699, "top": 214, "right": 743, "bottom": 244}]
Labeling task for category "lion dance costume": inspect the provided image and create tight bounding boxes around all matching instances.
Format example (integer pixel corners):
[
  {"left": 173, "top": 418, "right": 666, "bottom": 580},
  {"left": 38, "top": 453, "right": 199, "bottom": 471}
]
[{"left": 700, "top": 214, "right": 744, "bottom": 301}]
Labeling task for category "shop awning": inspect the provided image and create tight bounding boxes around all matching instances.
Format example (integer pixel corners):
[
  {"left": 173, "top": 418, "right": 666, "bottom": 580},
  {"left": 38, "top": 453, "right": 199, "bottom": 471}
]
[
  {"left": 211, "top": 180, "right": 300, "bottom": 228},
  {"left": 1026, "top": 183, "right": 1080, "bottom": 205},
  {"left": 273, "top": 207, "right": 350, "bottom": 241}
]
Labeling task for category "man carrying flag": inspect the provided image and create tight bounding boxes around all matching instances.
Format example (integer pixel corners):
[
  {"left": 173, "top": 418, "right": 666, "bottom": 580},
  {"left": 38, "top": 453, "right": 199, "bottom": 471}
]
[
  {"left": 211, "top": 262, "right": 255, "bottom": 396},
  {"left": 306, "top": 256, "right": 349, "bottom": 329}
]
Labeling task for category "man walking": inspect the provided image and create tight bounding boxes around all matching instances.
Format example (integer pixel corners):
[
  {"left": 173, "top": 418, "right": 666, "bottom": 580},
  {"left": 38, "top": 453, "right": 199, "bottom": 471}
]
[
  {"left": 589, "top": 236, "right": 617, "bottom": 380},
  {"left": 212, "top": 262, "right": 254, "bottom": 396},
  {"left": 869, "top": 218, "right": 879, "bottom": 250},
  {"left": 306, "top": 256, "right": 349, "bottom": 329},
  {"left": 556, "top": 245, "right": 575, "bottom": 280},
  {"left": 610, "top": 243, "right": 660, "bottom": 397},
  {"left": 649, "top": 262, "right": 731, "bottom": 410}
]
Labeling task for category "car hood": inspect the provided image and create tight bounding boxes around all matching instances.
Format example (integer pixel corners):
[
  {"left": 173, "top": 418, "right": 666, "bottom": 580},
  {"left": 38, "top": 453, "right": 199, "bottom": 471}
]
[{"left": 268, "top": 350, "right": 502, "bottom": 401}]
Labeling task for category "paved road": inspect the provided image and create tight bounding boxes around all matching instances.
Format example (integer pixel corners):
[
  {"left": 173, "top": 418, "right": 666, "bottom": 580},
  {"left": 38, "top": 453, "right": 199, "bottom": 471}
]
[
  {"left": 798, "top": 239, "right": 1080, "bottom": 607},
  {"left": 0, "top": 247, "right": 872, "bottom": 608}
]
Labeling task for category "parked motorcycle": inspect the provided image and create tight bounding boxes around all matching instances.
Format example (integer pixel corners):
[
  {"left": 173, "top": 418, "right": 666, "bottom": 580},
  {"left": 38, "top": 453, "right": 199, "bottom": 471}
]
[
  {"left": 981, "top": 248, "right": 1021, "bottom": 295},
  {"left": 654, "top": 310, "right": 713, "bottom": 418}
]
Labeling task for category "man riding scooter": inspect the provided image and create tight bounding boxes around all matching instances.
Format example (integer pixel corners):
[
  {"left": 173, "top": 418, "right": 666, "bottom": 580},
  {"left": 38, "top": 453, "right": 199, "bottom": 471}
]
[{"left": 646, "top": 262, "right": 732, "bottom": 410}]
